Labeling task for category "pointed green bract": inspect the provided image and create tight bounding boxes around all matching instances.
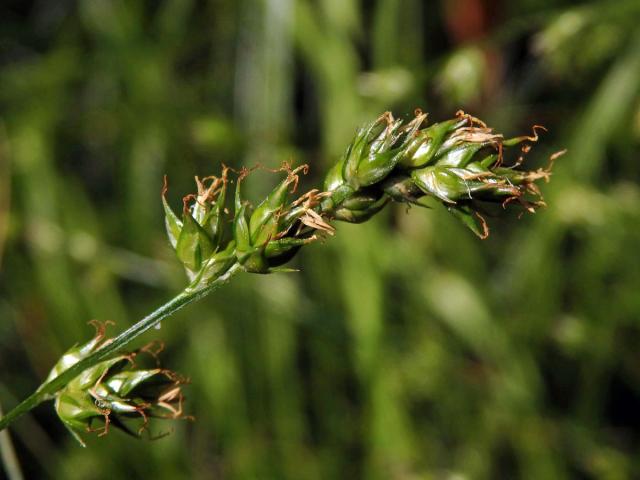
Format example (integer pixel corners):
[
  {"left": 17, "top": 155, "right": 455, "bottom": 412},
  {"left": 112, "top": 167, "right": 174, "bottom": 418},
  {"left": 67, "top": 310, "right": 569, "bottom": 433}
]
[
  {"left": 447, "top": 204, "right": 489, "bottom": 239},
  {"left": 399, "top": 118, "right": 462, "bottom": 168},
  {"left": 55, "top": 391, "right": 102, "bottom": 432},
  {"left": 233, "top": 203, "right": 251, "bottom": 255},
  {"left": 199, "top": 174, "right": 228, "bottom": 247},
  {"left": 67, "top": 357, "right": 124, "bottom": 392},
  {"left": 249, "top": 166, "right": 306, "bottom": 245},
  {"left": 324, "top": 157, "right": 346, "bottom": 192},
  {"left": 176, "top": 208, "right": 215, "bottom": 273},
  {"left": 45, "top": 321, "right": 112, "bottom": 384},
  {"left": 342, "top": 113, "right": 406, "bottom": 188},
  {"left": 162, "top": 173, "right": 230, "bottom": 278},
  {"left": 101, "top": 369, "right": 162, "bottom": 398},
  {"left": 162, "top": 196, "right": 182, "bottom": 249}
]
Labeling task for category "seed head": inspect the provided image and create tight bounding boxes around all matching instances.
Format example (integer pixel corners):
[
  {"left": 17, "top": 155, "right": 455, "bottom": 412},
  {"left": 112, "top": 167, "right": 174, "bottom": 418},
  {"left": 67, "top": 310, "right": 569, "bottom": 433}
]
[
  {"left": 162, "top": 109, "right": 561, "bottom": 286},
  {"left": 48, "top": 322, "right": 190, "bottom": 446},
  {"left": 322, "top": 109, "right": 563, "bottom": 238}
]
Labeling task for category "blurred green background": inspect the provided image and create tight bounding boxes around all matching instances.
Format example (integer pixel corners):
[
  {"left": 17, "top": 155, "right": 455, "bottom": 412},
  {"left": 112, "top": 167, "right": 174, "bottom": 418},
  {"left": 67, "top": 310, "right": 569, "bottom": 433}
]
[{"left": 1, "top": 0, "right": 640, "bottom": 478}]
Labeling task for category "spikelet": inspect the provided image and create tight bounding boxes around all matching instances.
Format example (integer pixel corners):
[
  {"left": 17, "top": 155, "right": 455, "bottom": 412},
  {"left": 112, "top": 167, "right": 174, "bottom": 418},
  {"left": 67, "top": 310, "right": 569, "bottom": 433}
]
[{"left": 48, "top": 322, "right": 190, "bottom": 446}]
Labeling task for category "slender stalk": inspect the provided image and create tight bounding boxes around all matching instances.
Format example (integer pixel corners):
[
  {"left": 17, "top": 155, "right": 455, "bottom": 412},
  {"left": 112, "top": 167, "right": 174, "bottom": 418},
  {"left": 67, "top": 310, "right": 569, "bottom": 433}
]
[
  {"left": 0, "top": 263, "right": 242, "bottom": 433},
  {"left": 0, "top": 402, "right": 24, "bottom": 480}
]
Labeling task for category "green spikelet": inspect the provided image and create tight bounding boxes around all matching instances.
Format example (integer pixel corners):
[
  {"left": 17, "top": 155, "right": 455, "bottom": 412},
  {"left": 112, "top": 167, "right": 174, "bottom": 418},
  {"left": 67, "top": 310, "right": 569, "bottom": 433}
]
[
  {"left": 322, "top": 110, "right": 562, "bottom": 238},
  {"left": 48, "top": 322, "right": 190, "bottom": 447}
]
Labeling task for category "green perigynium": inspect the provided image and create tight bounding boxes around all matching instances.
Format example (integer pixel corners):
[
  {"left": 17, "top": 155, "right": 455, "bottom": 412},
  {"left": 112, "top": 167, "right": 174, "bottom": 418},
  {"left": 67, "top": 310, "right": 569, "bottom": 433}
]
[
  {"left": 0, "top": 109, "right": 562, "bottom": 441},
  {"left": 46, "top": 321, "right": 189, "bottom": 446}
]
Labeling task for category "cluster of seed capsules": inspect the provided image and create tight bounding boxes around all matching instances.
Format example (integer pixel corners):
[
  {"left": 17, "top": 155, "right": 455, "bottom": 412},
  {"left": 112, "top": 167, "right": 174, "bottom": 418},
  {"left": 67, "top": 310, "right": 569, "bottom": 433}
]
[
  {"left": 163, "top": 109, "right": 561, "bottom": 285},
  {"left": 48, "top": 321, "right": 189, "bottom": 446},
  {"left": 322, "top": 109, "right": 562, "bottom": 237}
]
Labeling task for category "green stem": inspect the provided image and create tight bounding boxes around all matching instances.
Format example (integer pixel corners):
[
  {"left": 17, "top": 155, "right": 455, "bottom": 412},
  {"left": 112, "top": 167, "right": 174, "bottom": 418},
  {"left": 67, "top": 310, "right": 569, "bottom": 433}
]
[
  {"left": 0, "top": 263, "right": 243, "bottom": 432},
  {"left": 0, "top": 402, "right": 24, "bottom": 480}
]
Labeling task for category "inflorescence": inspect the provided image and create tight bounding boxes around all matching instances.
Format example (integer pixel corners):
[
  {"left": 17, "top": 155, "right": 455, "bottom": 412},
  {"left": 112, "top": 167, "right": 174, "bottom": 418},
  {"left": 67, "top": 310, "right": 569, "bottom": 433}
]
[{"left": 48, "top": 109, "right": 563, "bottom": 444}]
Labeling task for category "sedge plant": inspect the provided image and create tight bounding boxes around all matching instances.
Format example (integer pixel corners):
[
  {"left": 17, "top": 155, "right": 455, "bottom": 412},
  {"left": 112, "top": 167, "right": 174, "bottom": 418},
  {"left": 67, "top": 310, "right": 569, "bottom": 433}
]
[{"left": 0, "top": 109, "right": 563, "bottom": 444}]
